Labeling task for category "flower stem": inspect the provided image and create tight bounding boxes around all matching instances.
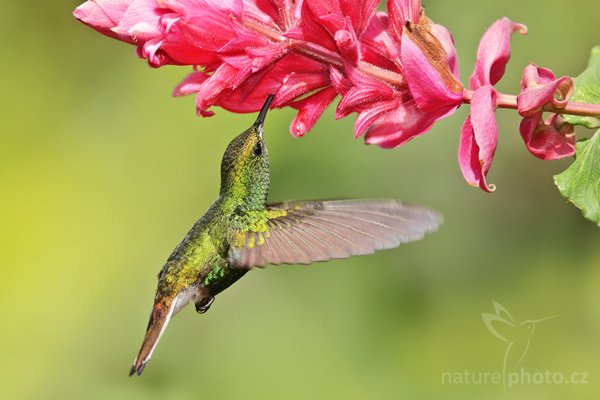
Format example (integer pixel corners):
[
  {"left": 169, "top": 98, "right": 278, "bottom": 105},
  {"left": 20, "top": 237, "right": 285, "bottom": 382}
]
[
  {"left": 463, "top": 89, "right": 600, "bottom": 117},
  {"left": 551, "top": 101, "right": 600, "bottom": 116}
]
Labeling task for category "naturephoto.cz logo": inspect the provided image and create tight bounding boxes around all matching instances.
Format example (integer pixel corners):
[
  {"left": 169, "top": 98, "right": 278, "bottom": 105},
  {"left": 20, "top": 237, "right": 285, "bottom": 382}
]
[{"left": 441, "top": 301, "right": 589, "bottom": 390}]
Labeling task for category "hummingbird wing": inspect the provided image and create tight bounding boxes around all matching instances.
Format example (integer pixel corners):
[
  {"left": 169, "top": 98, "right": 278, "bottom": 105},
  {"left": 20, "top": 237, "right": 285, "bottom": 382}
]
[{"left": 229, "top": 199, "right": 442, "bottom": 268}]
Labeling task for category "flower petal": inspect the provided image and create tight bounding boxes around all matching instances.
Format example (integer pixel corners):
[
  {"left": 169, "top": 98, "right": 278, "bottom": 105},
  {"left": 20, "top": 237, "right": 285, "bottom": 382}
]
[
  {"left": 272, "top": 60, "right": 331, "bottom": 107},
  {"left": 459, "top": 116, "right": 486, "bottom": 190},
  {"left": 284, "top": 1, "right": 337, "bottom": 52},
  {"left": 354, "top": 99, "right": 399, "bottom": 138},
  {"left": 140, "top": 38, "right": 169, "bottom": 67},
  {"left": 360, "top": 12, "right": 401, "bottom": 68},
  {"left": 305, "top": 0, "right": 346, "bottom": 36},
  {"left": 73, "top": 0, "right": 131, "bottom": 41},
  {"left": 364, "top": 98, "right": 442, "bottom": 148},
  {"left": 164, "top": 0, "right": 243, "bottom": 54},
  {"left": 400, "top": 22, "right": 462, "bottom": 113},
  {"left": 340, "top": 0, "right": 380, "bottom": 35},
  {"left": 195, "top": 63, "right": 244, "bottom": 116},
  {"left": 329, "top": 66, "right": 353, "bottom": 94},
  {"left": 336, "top": 64, "right": 395, "bottom": 119},
  {"left": 214, "top": 67, "right": 282, "bottom": 113},
  {"left": 305, "top": 0, "right": 379, "bottom": 38},
  {"left": 247, "top": 43, "right": 287, "bottom": 72},
  {"left": 517, "top": 64, "right": 573, "bottom": 117},
  {"left": 289, "top": 87, "right": 338, "bottom": 137},
  {"left": 387, "top": 0, "right": 421, "bottom": 41},
  {"left": 519, "top": 113, "right": 576, "bottom": 160},
  {"left": 335, "top": 20, "right": 359, "bottom": 64},
  {"left": 215, "top": 54, "right": 329, "bottom": 115},
  {"left": 431, "top": 23, "right": 459, "bottom": 78},
  {"left": 470, "top": 17, "right": 527, "bottom": 89},
  {"left": 458, "top": 85, "right": 498, "bottom": 192},
  {"left": 242, "top": 0, "right": 279, "bottom": 27},
  {"left": 111, "top": 0, "right": 163, "bottom": 40},
  {"left": 173, "top": 70, "right": 209, "bottom": 97}
]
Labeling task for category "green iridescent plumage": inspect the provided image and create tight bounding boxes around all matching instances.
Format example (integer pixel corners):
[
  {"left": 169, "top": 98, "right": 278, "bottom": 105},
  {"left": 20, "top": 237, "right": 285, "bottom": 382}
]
[{"left": 129, "top": 96, "right": 442, "bottom": 376}]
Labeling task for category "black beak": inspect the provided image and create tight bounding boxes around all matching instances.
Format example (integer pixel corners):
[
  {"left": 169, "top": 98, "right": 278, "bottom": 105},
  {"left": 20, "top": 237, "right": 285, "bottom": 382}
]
[{"left": 254, "top": 95, "right": 275, "bottom": 129}]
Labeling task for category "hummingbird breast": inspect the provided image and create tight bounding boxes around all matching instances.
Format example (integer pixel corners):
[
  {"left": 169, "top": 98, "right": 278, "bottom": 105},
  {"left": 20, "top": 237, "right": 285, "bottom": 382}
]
[{"left": 157, "top": 197, "right": 252, "bottom": 299}]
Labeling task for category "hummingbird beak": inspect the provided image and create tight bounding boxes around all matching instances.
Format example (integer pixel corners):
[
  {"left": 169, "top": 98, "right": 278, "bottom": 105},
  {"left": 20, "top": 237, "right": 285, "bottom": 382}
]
[{"left": 254, "top": 94, "right": 275, "bottom": 131}]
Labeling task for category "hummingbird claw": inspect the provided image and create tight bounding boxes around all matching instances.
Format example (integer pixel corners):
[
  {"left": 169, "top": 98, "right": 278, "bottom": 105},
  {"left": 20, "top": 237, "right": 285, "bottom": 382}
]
[{"left": 195, "top": 296, "right": 215, "bottom": 314}]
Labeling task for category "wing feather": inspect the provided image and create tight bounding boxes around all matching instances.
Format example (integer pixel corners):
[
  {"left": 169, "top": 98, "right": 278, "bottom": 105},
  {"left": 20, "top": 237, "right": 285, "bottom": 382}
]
[{"left": 229, "top": 199, "right": 442, "bottom": 268}]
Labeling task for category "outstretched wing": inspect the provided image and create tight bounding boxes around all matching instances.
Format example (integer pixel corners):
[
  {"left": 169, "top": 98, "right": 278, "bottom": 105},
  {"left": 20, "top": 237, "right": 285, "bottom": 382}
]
[{"left": 229, "top": 199, "right": 442, "bottom": 268}]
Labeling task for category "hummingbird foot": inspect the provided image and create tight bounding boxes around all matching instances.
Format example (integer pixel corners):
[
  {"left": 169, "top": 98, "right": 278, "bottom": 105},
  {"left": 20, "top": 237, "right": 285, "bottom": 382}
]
[{"left": 195, "top": 296, "right": 214, "bottom": 314}]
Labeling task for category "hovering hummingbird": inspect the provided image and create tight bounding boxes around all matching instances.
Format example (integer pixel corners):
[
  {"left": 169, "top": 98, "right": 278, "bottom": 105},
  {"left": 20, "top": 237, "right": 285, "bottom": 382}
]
[{"left": 129, "top": 95, "right": 442, "bottom": 376}]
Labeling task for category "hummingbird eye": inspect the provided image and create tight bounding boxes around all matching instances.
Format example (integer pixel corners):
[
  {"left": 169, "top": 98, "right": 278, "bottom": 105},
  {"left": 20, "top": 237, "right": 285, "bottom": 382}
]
[{"left": 253, "top": 142, "right": 263, "bottom": 157}]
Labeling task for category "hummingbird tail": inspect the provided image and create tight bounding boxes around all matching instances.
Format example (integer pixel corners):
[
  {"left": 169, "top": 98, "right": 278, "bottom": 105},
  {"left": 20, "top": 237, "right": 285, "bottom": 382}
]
[{"left": 129, "top": 297, "right": 175, "bottom": 376}]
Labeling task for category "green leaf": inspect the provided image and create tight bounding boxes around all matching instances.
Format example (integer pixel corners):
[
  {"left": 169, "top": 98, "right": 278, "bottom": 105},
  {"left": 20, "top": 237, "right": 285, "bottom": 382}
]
[
  {"left": 564, "top": 46, "right": 600, "bottom": 128},
  {"left": 554, "top": 131, "right": 600, "bottom": 225}
]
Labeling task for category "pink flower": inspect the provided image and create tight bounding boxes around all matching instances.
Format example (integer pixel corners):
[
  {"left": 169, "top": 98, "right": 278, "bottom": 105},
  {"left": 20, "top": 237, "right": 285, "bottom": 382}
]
[
  {"left": 458, "top": 18, "right": 527, "bottom": 192},
  {"left": 74, "top": 0, "right": 466, "bottom": 141},
  {"left": 363, "top": 7, "right": 464, "bottom": 148},
  {"left": 517, "top": 64, "right": 576, "bottom": 160},
  {"left": 75, "top": 1, "right": 552, "bottom": 194}
]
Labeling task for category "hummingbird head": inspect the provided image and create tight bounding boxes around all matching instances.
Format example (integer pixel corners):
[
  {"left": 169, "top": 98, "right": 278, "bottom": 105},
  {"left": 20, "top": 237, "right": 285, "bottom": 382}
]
[{"left": 220, "top": 95, "right": 274, "bottom": 209}]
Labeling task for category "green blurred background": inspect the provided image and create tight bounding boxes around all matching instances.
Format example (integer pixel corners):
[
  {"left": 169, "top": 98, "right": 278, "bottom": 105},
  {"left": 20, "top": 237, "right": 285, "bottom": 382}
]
[{"left": 1, "top": 1, "right": 598, "bottom": 399}]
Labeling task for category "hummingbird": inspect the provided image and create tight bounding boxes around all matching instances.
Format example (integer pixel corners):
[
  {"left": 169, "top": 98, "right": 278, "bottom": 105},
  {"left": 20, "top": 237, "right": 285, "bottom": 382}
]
[{"left": 129, "top": 95, "right": 442, "bottom": 376}]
